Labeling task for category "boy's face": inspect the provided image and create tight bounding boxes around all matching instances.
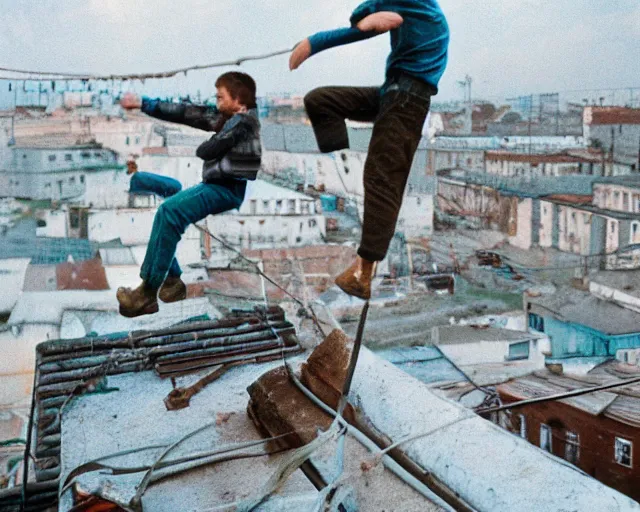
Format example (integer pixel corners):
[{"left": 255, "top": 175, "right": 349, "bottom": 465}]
[{"left": 216, "top": 86, "right": 244, "bottom": 116}]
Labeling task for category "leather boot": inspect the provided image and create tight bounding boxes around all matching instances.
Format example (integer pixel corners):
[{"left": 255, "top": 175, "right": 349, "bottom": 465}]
[
  {"left": 159, "top": 276, "right": 187, "bottom": 303},
  {"left": 116, "top": 282, "right": 159, "bottom": 318},
  {"left": 335, "top": 256, "right": 377, "bottom": 300}
]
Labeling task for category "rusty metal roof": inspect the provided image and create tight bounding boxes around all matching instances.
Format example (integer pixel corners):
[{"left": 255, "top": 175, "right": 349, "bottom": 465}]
[
  {"left": 587, "top": 107, "right": 640, "bottom": 126},
  {"left": 499, "top": 363, "right": 640, "bottom": 427},
  {"left": 56, "top": 258, "right": 109, "bottom": 291},
  {"left": 485, "top": 151, "right": 599, "bottom": 164},
  {"left": 0, "top": 306, "right": 302, "bottom": 512}
]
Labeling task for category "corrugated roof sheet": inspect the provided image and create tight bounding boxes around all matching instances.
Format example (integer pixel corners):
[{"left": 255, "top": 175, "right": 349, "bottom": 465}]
[
  {"left": 0, "top": 306, "right": 302, "bottom": 512},
  {"left": 499, "top": 363, "right": 640, "bottom": 426},
  {"left": 485, "top": 151, "right": 599, "bottom": 164}
]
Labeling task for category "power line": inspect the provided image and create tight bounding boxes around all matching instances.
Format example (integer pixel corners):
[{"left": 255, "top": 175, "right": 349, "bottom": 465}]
[
  {"left": 0, "top": 47, "right": 294, "bottom": 82},
  {"left": 477, "top": 374, "right": 640, "bottom": 415}
]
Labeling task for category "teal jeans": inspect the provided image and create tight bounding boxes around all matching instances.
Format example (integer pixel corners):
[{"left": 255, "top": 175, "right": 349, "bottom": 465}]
[{"left": 140, "top": 179, "right": 246, "bottom": 289}]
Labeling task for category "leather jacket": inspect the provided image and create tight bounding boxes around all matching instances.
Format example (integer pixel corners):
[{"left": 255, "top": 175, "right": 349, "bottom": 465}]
[{"left": 141, "top": 99, "right": 262, "bottom": 182}]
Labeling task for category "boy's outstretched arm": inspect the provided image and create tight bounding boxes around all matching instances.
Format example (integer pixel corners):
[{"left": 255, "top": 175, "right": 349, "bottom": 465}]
[
  {"left": 141, "top": 98, "right": 227, "bottom": 132},
  {"left": 289, "top": 11, "right": 403, "bottom": 70}
]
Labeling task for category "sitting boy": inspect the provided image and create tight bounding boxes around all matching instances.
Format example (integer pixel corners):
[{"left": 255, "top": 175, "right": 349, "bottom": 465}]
[{"left": 117, "top": 71, "right": 261, "bottom": 317}]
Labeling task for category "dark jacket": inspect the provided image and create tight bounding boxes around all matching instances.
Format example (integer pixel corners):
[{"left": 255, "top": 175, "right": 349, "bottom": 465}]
[{"left": 141, "top": 99, "right": 262, "bottom": 182}]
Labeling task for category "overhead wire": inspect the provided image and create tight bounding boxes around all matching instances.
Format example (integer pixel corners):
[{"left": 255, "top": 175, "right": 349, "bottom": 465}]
[{"left": 0, "top": 47, "right": 294, "bottom": 82}]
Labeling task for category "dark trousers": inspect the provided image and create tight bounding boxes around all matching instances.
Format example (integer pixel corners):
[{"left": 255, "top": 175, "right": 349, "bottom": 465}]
[{"left": 305, "top": 75, "right": 432, "bottom": 261}]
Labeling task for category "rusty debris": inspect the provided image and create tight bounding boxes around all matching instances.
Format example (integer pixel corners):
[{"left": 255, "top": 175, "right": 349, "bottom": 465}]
[{"left": 164, "top": 364, "right": 233, "bottom": 411}]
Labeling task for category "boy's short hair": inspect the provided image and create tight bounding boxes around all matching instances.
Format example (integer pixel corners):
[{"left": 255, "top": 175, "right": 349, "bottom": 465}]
[{"left": 216, "top": 72, "right": 257, "bottom": 109}]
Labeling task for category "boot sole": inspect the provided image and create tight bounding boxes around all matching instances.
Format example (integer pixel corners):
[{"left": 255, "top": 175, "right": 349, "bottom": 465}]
[
  {"left": 158, "top": 291, "right": 187, "bottom": 304},
  {"left": 335, "top": 280, "right": 371, "bottom": 301},
  {"left": 119, "top": 302, "right": 159, "bottom": 318}
]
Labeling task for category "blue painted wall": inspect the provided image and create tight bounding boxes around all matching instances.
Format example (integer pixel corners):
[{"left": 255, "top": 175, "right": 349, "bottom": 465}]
[{"left": 530, "top": 313, "right": 640, "bottom": 359}]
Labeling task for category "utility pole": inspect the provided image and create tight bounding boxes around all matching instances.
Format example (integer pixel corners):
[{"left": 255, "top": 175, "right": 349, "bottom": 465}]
[
  {"left": 528, "top": 94, "right": 534, "bottom": 155},
  {"left": 610, "top": 126, "right": 616, "bottom": 176},
  {"left": 8, "top": 81, "right": 17, "bottom": 146}
]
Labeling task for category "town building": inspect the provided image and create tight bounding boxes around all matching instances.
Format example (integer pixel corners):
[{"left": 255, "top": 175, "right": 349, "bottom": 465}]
[
  {"left": 484, "top": 151, "right": 600, "bottom": 178},
  {"left": 426, "top": 135, "right": 586, "bottom": 175},
  {"left": 526, "top": 287, "right": 640, "bottom": 374},
  {"left": 0, "top": 141, "right": 120, "bottom": 201},
  {"left": 497, "top": 362, "right": 640, "bottom": 502},
  {"left": 584, "top": 106, "right": 640, "bottom": 169}
]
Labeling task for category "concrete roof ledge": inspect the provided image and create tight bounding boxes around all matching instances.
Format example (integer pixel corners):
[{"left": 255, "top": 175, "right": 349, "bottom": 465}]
[{"left": 344, "top": 343, "right": 640, "bottom": 511}]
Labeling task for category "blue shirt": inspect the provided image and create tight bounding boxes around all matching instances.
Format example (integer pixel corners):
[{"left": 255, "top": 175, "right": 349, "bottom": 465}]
[{"left": 307, "top": 0, "right": 449, "bottom": 93}]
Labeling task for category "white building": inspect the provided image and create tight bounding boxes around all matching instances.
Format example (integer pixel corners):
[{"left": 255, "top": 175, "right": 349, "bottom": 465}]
[
  {"left": 485, "top": 151, "right": 599, "bottom": 178},
  {"left": 0, "top": 142, "right": 120, "bottom": 200},
  {"left": 0, "top": 258, "right": 30, "bottom": 314},
  {"left": 206, "top": 180, "right": 326, "bottom": 255},
  {"left": 426, "top": 136, "right": 586, "bottom": 175}
]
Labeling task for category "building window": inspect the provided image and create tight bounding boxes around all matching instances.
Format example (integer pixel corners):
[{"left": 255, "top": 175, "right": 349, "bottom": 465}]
[
  {"left": 529, "top": 313, "right": 544, "bottom": 332},
  {"left": 69, "top": 210, "right": 80, "bottom": 229},
  {"left": 632, "top": 222, "right": 640, "bottom": 245},
  {"left": 65, "top": 153, "right": 73, "bottom": 162},
  {"left": 81, "top": 152, "right": 91, "bottom": 160},
  {"left": 614, "top": 191, "right": 621, "bottom": 209},
  {"left": 565, "top": 432, "right": 580, "bottom": 464},
  {"left": 275, "top": 200, "right": 283, "bottom": 214},
  {"left": 135, "top": 136, "right": 140, "bottom": 144},
  {"left": 309, "top": 219, "right": 317, "bottom": 228},
  {"left": 615, "top": 438, "right": 633, "bottom": 468},
  {"left": 288, "top": 199, "right": 296, "bottom": 213},
  {"left": 69, "top": 177, "right": 76, "bottom": 185},
  {"left": 540, "top": 424, "right": 552, "bottom": 452},
  {"left": 126, "top": 136, "right": 130, "bottom": 145},
  {"left": 624, "top": 193, "right": 630, "bottom": 212},
  {"left": 519, "top": 415, "right": 527, "bottom": 439},
  {"left": 262, "top": 200, "right": 270, "bottom": 213},
  {"left": 250, "top": 200, "right": 257, "bottom": 215},
  {"left": 508, "top": 341, "right": 530, "bottom": 361},
  {"left": 94, "top": 152, "right": 102, "bottom": 159},
  {"left": 48, "top": 154, "right": 57, "bottom": 162},
  {"left": 80, "top": 175, "right": 85, "bottom": 184}
]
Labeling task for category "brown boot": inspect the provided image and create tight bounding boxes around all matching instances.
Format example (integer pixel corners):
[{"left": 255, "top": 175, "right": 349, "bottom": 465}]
[
  {"left": 159, "top": 276, "right": 187, "bottom": 303},
  {"left": 116, "top": 282, "right": 159, "bottom": 318},
  {"left": 335, "top": 256, "right": 377, "bottom": 300}
]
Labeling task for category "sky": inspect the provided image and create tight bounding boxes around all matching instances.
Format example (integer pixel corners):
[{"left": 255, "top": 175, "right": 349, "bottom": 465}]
[{"left": 0, "top": 0, "right": 639, "bottom": 103}]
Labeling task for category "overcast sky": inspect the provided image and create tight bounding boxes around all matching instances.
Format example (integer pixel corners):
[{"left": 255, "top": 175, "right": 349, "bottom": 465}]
[{"left": 1, "top": 0, "right": 639, "bottom": 102}]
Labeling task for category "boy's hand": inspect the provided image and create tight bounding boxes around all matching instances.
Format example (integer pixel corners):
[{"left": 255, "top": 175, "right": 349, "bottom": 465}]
[
  {"left": 126, "top": 160, "right": 138, "bottom": 175},
  {"left": 289, "top": 38, "right": 312, "bottom": 71},
  {"left": 357, "top": 11, "right": 404, "bottom": 32}
]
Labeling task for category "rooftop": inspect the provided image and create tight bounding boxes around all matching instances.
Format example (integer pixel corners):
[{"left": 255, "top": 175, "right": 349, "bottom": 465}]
[
  {"left": 527, "top": 287, "right": 640, "bottom": 335},
  {"left": 12, "top": 135, "right": 105, "bottom": 150},
  {"left": 595, "top": 174, "right": 640, "bottom": 188},
  {"left": 586, "top": 107, "right": 640, "bottom": 126},
  {"left": 439, "top": 169, "right": 599, "bottom": 198},
  {"left": 2, "top": 306, "right": 313, "bottom": 512},
  {"left": 499, "top": 362, "right": 640, "bottom": 427},
  {"left": 591, "top": 270, "right": 640, "bottom": 300},
  {"left": 485, "top": 150, "right": 598, "bottom": 164},
  {"left": 432, "top": 325, "right": 543, "bottom": 345}
]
